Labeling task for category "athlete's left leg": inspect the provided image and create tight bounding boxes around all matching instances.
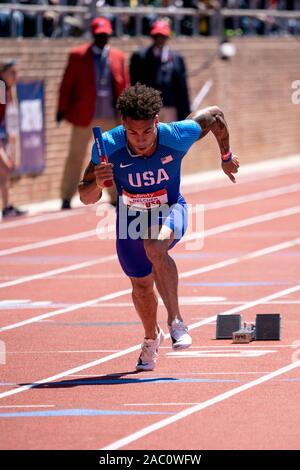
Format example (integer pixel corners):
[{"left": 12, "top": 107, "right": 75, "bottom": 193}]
[
  {"left": 143, "top": 203, "right": 192, "bottom": 349},
  {"left": 144, "top": 229, "right": 181, "bottom": 326}
]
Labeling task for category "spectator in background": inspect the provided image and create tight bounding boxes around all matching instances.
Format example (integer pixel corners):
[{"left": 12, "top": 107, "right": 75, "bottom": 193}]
[
  {"left": 198, "top": 0, "right": 221, "bottom": 36},
  {"left": 0, "top": 0, "right": 62, "bottom": 38},
  {"left": 60, "top": 0, "right": 87, "bottom": 37},
  {"left": 62, "top": 15, "right": 85, "bottom": 37},
  {"left": 56, "top": 17, "right": 129, "bottom": 209},
  {"left": 0, "top": 60, "right": 26, "bottom": 219},
  {"left": 43, "top": 0, "right": 60, "bottom": 37},
  {"left": 0, "top": 0, "right": 23, "bottom": 37},
  {"left": 130, "top": 18, "right": 191, "bottom": 122},
  {"left": 174, "top": 0, "right": 199, "bottom": 36},
  {"left": 19, "top": 0, "right": 43, "bottom": 37},
  {"left": 141, "top": 0, "right": 164, "bottom": 35}
]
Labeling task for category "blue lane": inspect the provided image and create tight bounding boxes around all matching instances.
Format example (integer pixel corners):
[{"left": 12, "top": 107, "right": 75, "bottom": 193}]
[{"left": 0, "top": 409, "right": 174, "bottom": 418}]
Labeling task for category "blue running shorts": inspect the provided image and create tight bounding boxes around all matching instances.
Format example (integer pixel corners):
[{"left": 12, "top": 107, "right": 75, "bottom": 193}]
[{"left": 116, "top": 195, "right": 188, "bottom": 278}]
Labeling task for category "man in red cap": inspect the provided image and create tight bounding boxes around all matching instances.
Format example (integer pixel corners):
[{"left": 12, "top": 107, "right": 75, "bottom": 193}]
[
  {"left": 56, "top": 17, "right": 129, "bottom": 209},
  {"left": 130, "top": 18, "right": 190, "bottom": 123}
]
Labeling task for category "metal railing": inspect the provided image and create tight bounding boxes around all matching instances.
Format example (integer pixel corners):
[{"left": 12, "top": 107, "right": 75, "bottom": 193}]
[{"left": 0, "top": 3, "right": 299, "bottom": 38}]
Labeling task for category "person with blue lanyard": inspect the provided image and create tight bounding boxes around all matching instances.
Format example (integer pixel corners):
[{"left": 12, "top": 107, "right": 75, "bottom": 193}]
[{"left": 78, "top": 83, "right": 239, "bottom": 371}]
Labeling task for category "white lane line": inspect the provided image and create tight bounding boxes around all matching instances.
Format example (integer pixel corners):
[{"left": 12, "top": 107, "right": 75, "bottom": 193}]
[
  {"left": 0, "top": 405, "right": 55, "bottom": 409},
  {"left": 180, "top": 154, "right": 300, "bottom": 193},
  {"left": 160, "top": 345, "right": 296, "bottom": 349},
  {"left": 75, "top": 205, "right": 300, "bottom": 257},
  {"left": 186, "top": 284, "right": 300, "bottom": 334},
  {"left": 101, "top": 359, "right": 300, "bottom": 450},
  {"left": 0, "top": 154, "right": 298, "bottom": 232},
  {"left": 0, "top": 296, "right": 224, "bottom": 310},
  {"left": 0, "top": 229, "right": 96, "bottom": 257},
  {"left": 7, "top": 350, "right": 121, "bottom": 354},
  {"left": 0, "top": 206, "right": 93, "bottom": 231},
  {"left": 0, "top": 289, "right": 132, "bottom": 333},
  {"left": 1, "top": 298, "right": 299, "bottom": 310},
  {"left": 0, "top": 274, "right": 124, "bottom": 281},
  {"left": 180, "top": 236, "right": 300, "bottom": 279},
  {"left": 1, "top": 236, "right": 300, "bottom": 332},
  {"left": 0, "top": 283, "right": 300, "bottom": 400},
  {"left": 54, "top": 274, "right": 124, "bottom": 279},
  {"left": 2, "top": 201, "right": 300, "bottom": 290},
  {"left": 1, "top": 180, "right": 299, "bottom": 258},
  {"left": 125, "top": 403, "right": 203, "bottom": 406},
  {"left": 183, "top": 205, "right": 300, "bottom": 242},
  {"left": 198, "top": 182, "right": 300, "bottom": 212},
  {"left": 0, "top": 255, "right": 117, "bottom": 289},
  {"left": 166, "top": 350, "right": 276, "bottom": 358},
  {"left": 15, "top": 345, "right": 290, "bottom": 357},
  {"left": 67, "top": 300, "right": 300, "bottom": 308}
]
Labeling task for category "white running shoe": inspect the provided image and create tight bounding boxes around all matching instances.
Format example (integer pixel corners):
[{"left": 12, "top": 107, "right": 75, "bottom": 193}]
[
  {"left": 168, "top": 319, "right": 192, "bottom": 350},
  {"left": 136, "top": 327, "right": 165, "bottom": 371}
]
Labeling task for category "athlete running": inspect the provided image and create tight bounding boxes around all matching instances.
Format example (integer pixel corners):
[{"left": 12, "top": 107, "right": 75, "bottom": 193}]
[{"left": 78, "top": 83, "right": 239, "bottom": 371}]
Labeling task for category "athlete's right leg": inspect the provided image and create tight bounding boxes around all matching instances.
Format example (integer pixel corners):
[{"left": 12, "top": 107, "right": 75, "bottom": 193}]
[
  {"left": 130, "top": 274, "right": 164, "bottom": 371},
  {"left": 117, "top": 236, "right": 159, "bottom": 338},
  {"left": 116, "top": 236, "right": 164, "bottom": 370},
  {"left": 130, "top": 274, "right": 158, "bottom": 340}
]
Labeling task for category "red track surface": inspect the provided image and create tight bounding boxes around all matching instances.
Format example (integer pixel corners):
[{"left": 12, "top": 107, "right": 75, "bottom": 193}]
[{"left": 0, "top": 167, "right": 300, "bottom": 450}]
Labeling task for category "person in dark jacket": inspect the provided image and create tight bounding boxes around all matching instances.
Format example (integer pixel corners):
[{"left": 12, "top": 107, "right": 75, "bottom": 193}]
[{"left": 130, "top": 18, "right": 191, "bottom": 122}]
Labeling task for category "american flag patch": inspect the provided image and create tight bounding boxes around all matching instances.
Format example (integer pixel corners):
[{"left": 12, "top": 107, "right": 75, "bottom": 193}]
[{"left": 161, "top": 155, "right": 173, "bottom": 165}]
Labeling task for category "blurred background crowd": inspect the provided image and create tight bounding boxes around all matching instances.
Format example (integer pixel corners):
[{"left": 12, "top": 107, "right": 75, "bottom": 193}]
[
  {"left": 1, "top": 0, "right": 300, "bottom": 39},
  {"left": 0, "top": 1, "right": 299, "bottom": 217}
]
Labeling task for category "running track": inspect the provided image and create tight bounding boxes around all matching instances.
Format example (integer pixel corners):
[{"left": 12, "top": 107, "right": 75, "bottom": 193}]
[{"left": 0, "top": 160, "right": 300, "bottom": 450}]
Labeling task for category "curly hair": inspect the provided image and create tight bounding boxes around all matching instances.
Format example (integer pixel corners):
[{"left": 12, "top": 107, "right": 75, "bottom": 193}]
[{"left": 117, "top": 83, "right": 163, "bottom": 120}]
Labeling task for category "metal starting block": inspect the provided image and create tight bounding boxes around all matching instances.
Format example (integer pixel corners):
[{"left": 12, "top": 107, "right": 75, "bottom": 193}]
[
  {"left": 232, "top": 323, "right": 256, "bottom": 343},
  {"left": 216, "top": 314, "right": 242, "bottom": 339},
  {"left": 255, "top": 314, "right": 281, "bottom": 340},
  {"left": 216, "top": 313, "right": 281, "bottom": 342}
]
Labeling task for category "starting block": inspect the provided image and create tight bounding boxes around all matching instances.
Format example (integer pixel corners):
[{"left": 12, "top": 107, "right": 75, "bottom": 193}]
[
  {"left": 255, "top": 313, "right": 281, "bottom": 340},
  {"left": 216, "top": 313, "right": 281, "bottom": 342},
  {"left": 216, "top": 314, "right": 242, "bottom": 339},
  {"left": 233, "top": 323, "right": 256, "bottom": 343}
]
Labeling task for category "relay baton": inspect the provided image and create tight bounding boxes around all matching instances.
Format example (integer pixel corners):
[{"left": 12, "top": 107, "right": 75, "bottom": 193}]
[{"left": 92, "top": 127, "right": 113, "bottom": 188}]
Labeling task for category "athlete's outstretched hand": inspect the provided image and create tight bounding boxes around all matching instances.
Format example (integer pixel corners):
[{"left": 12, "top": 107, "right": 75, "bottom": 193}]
[{"left": 222, "top": 155, "right": 239, "bottom": 183}]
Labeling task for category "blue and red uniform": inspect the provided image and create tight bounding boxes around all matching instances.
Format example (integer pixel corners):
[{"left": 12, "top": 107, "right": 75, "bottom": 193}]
[{"left": 91, "top": 119, "right": 201, "bottom": 277}]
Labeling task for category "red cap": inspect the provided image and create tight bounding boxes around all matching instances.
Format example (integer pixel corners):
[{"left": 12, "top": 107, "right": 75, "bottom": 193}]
[
  {"left": 150, "top": 19, "right": 171, "bottom": 37},
  {"left": 91, "top": 17, "right": 113, "bottom": 36}
]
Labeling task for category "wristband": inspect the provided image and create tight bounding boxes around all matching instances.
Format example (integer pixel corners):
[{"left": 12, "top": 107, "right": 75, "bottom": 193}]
[{"left": 221, "top": 151, "right": 232, "bottom": 162}]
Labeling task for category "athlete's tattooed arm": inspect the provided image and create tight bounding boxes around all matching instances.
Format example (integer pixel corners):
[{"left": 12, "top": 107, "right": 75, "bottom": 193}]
[
  {"left": 188, "top": 106, "right": 240, "bottom": 183},
  {"left": 189, "top": 106, "right": 230, "bottom": 154}
]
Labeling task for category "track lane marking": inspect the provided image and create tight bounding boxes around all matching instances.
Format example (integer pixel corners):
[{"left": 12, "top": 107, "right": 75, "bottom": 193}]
[
  {"left": 1, "top": 237, "right": 300, "bottom": 332},
  {"left": 1, "top": 202, "right": 300, "bottom": 289},
  {"left": 1, "top": 185, "right": 299, "bottom": 257},
  {"left": 101, "top": 358, "right": 300, "bottom": 450},
  {"left": 0, "top": 283, "right": 300, "bottom": 400}
]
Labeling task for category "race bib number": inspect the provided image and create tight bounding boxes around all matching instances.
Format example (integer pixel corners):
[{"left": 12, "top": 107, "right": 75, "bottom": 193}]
[{"left": 122, "top": 188, "right": 168, "bottom": 211}]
